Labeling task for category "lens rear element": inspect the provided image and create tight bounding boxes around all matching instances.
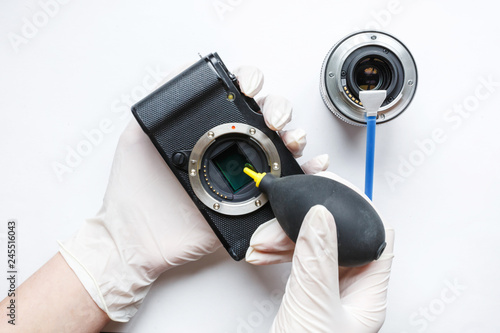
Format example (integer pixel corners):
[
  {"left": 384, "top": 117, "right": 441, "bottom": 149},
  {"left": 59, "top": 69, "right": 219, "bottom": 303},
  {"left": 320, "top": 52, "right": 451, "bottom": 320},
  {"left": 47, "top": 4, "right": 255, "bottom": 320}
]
[{"left": 355, "top": 57, "right": 389, "bottom": 91}]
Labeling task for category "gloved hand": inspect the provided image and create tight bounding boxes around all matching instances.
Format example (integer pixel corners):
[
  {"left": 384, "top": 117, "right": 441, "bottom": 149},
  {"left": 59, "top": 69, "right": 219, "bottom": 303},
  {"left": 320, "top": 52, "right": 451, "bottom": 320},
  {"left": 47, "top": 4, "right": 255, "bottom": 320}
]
[
  {"left": 246, "top": 173, "right": 395, "bottom": 333},
  {"left": 58, "top": 63, "right": 329, "bottom": 322}
]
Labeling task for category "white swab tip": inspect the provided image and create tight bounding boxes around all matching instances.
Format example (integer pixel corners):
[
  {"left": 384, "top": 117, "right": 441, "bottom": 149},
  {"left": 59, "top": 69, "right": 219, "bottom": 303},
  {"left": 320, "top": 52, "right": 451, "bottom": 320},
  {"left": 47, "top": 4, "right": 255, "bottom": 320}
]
[{"left": 360, "top": 90, "right": 387, "bottom": 117}]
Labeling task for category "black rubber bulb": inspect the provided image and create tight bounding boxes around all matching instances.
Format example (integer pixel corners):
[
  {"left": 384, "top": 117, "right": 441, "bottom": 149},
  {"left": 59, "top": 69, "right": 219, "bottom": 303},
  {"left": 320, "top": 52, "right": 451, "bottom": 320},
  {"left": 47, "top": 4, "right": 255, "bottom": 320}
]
[{"left": 244, "top": 168, "right": 386, "bottom": 267}]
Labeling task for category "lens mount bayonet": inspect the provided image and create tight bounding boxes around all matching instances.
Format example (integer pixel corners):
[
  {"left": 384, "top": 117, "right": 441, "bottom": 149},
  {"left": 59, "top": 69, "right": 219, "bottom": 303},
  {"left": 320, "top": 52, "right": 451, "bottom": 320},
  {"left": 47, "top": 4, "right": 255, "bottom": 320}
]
[{"left": 189, "top": 123, "right": 281, "bottom": 216}]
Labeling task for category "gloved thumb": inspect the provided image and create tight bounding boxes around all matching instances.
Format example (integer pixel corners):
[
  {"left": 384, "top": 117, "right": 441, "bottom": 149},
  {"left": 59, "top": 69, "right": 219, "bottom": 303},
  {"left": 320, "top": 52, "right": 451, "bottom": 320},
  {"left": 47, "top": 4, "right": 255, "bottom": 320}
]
[{"left": 272, "top": 205, "right": 343, "bottom": 332}]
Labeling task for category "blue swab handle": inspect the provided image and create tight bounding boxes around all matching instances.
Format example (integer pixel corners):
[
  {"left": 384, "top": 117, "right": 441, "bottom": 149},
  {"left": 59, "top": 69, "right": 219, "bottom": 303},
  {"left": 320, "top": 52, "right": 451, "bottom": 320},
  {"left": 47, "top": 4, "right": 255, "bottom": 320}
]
[
  {"left": 359, "top": 90, "right": 387, "bottom": 201},
  {"left": 365, "top": 116, "right": 377, "bottom": 200}
]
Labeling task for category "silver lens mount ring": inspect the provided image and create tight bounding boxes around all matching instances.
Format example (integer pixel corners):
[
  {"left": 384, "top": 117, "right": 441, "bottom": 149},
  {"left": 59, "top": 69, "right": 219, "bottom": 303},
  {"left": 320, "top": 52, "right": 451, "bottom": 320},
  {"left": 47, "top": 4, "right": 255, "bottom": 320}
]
[
  {"left": 188, "top": 123, "right": 281, "bottom": 216},
  {"left": 320, "top": 30, "right": 418, "bottom": 126}
]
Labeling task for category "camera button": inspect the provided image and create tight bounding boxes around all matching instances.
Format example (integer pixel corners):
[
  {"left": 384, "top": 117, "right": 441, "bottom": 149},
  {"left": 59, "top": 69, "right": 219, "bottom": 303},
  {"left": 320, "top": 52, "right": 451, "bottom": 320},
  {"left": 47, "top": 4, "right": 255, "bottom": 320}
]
[{"left": 172, "top": 152, "right": 187, "bottom": 167}]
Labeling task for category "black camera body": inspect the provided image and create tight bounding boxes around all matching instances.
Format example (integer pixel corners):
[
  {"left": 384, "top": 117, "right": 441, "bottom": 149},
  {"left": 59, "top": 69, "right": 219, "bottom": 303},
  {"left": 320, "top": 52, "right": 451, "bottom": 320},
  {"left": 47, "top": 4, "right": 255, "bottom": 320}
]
[{"left": 132, "top": 53, "right": 303, "bottom": 261}]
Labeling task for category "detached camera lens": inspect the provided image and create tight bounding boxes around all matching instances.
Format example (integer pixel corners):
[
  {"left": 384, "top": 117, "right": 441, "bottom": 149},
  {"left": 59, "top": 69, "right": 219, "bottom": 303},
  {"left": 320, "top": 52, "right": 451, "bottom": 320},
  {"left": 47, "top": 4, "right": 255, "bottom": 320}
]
[{"left": 320, "top": 31, "right": 418, "bottom": 125}]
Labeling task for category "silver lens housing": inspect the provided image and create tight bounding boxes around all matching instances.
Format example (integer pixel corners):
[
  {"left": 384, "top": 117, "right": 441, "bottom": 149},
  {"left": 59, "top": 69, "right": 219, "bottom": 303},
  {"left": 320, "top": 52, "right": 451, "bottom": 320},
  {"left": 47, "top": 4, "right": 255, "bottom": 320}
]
[
  {"left": 320, "top": 30, "right": 418, "bottom": 126},
  {"left": 188, "top": 123, "right": 281, "bottom": 216}
]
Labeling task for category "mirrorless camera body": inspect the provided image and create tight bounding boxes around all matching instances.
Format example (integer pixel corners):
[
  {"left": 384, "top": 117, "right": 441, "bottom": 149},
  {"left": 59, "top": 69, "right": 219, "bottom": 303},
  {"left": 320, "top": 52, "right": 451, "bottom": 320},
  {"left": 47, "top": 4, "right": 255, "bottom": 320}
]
[{"left": 132, "top": 53, "right": 303, "bottom": 261}]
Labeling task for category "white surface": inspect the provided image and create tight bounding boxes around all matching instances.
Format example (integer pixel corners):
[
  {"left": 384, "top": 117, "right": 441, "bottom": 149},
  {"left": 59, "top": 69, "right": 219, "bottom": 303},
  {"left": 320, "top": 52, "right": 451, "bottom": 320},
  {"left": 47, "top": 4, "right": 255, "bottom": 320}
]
[{"left": 1, "top": 0, "right": 499, "bottom": 332}]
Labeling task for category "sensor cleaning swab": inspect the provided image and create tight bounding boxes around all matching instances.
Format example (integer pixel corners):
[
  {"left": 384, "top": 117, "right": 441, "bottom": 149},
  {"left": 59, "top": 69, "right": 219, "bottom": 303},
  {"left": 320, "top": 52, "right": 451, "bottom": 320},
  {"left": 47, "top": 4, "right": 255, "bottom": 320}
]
[{"left": 359, "top": 90, "right": 387, "bottom": 201}]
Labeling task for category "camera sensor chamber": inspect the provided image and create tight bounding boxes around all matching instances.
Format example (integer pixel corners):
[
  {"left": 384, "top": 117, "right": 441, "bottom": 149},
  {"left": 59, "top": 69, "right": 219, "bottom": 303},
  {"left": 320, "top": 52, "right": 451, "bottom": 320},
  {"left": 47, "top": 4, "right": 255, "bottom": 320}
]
[
  {"left": 188, "top": 123, "right": 281, "bottom": 216},
  {"left": 320, "top": 31, "right": 417, "bottom": 125}
]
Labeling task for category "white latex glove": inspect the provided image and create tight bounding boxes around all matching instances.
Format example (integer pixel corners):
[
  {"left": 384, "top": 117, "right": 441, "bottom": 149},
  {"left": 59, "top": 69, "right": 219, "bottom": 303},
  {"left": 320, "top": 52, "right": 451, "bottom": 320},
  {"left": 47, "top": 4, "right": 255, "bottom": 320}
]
[
  {"left": 58, "top": 63, "right": 329, "bottom": 322},
  {"left": 246, "top": 173, "right": 395, "bottom": 332}
]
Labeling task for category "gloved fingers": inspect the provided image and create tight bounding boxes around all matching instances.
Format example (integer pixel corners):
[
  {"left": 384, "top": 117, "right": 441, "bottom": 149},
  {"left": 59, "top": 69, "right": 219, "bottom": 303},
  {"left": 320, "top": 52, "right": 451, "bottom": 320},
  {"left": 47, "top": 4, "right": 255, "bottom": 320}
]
[
  {"left": 378, "top": 227, "right": 395, "bottom": 260},
  {"left": 248, "top": 219, "right": 294, "bottom": 252},
  {"left": 272, "top": 206, "right": 343, "bottom": 331},
  {"left": 256, "top": 95, "right": 293, "bottom": 131},
  {"left": 289, "top": 205, "right": 341, "bottom": 303},
  {"left": 279, "top": 128, "right": 307, "bottom": 158},
  {"left": 232, "top": 66, "right": 264, "bottom": 98},
  {"left": 246, "top": 249, "right": 294, "bottom": 265},
  {"left": 301, "top": 154, "right": 330, "bottom": 174},
  {"left": 337, "top": 228, "right": 394, "bottom": 328},
  {"left": 164, "top": 224, "right": 223, "bottom": 267},
  {"left": 230, "top": 67, "right": 302, "bottom": 156},
  {"left": 245, "top": 219, "right": 295, "bottom": 265}
]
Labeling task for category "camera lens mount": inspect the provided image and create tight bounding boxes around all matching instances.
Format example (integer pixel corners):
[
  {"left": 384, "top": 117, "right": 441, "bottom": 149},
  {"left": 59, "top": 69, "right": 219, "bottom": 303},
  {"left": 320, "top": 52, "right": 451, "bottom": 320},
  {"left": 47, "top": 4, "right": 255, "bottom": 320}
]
[
  {"left": 189, "top": 123, "right": 281, "bottom": 216},
  {"left": 320, "top": 31, "right": 418, "bottom": 125}
]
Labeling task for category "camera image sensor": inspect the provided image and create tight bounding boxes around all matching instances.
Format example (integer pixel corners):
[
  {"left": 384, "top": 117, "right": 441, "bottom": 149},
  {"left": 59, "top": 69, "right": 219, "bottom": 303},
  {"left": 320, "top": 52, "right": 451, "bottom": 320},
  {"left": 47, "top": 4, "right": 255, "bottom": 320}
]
[
  {"left": 199, "top": 133, "right": 268, "bottom": 205},
  {"left": 213, "top": 144, "right": 252, "bottom": 193}
]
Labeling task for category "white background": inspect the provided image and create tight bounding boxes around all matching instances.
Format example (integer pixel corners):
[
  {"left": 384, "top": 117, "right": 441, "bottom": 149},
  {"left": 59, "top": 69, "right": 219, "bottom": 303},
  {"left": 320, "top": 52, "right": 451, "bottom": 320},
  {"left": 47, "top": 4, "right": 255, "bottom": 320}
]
[{"left": 1, "top": 0, "right": 500, "bottom": 332}]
